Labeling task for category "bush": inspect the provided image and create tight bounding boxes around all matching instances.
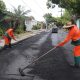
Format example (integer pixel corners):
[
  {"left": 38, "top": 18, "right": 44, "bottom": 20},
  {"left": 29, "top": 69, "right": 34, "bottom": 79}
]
[
  {"left": 15, "top": 25, "right": 25, "bottom": 34},
  {"left": 32, "top": 25, "right": 41, "bottom": 30},
  {"left": 0, "top": 24, "right": 5, "bottom": 36},
  {"left": 0, "top": 28, "right": 3, "bottom": 36}
]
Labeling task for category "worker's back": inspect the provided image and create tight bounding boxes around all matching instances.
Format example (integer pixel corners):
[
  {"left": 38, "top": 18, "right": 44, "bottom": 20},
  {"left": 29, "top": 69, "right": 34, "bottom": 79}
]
[
  {"left": 5, "top": 28, "right": 15, "bottom": 40},
  {"left": 6, "top": 28, "right": 13, "bottom": 36},
  {"left": 70, "top": 25, "right": 80, "bottom": 41}
]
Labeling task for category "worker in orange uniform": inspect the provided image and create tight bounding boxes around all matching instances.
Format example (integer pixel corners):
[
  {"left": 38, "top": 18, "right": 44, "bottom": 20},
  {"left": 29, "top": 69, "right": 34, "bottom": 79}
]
[
  {"left": 56, "top": 20, "right": 80, "bottom": 68},
  {"left": 3, "top": 27, "right": 16, "bottom": 49}
]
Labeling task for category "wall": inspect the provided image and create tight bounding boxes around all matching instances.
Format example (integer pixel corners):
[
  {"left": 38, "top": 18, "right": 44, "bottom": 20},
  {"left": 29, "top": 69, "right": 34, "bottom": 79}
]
[{"left": 76, "top": 19, "right": 80, "bottom": 29}]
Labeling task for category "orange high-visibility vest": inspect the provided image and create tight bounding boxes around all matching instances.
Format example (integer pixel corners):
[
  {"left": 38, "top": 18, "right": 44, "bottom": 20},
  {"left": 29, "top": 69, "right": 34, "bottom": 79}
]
[
  {"left": 6, "top": 28, "right": 15, "bottom": 40},
  {"left": 58, "top": 25, "right": 80, "bottom": 46},
  {"left": 58, "top": 25, "right": 80, "bottom": 57},
  {"left": 3, "top": 28, "right": 15, "bottom": 45}
]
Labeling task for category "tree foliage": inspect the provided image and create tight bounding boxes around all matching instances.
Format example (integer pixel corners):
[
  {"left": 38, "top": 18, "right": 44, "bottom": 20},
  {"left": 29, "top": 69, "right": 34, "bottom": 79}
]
[
  {"left": 0, "top": 0, "right": 6, "bottom": 21},
  {"left": 43, "top": 13, "right": 56, "bottom": 25},
  {"left": 47, "top": 0, "right": 80, "bottom": 15},
  {"left": 13, "top": 5, "right": 31, "bottom": 19},
  {"left": 12, "top": 5, "right": 31, "bottom": 32},
  {"left": 54, "top": 10, "right": 72, "bottom": 27},
  {"left": 0, "top": 0, "right": 6, "bottom": 11},
  {"left": 0, "top": 0, "right": 6, "bottom": 35},
  {"left": 61, "top": 10, "right": 72, "bottom": 24},
  {"left": 43, "top": 11, "right": 71, "bottom": 28}
]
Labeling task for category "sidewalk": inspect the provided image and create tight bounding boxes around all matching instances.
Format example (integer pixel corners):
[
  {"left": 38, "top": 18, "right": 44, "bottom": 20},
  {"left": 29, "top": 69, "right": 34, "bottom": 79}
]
[{"left": 0, "top": 30, "right": 42, "bottom": 49}]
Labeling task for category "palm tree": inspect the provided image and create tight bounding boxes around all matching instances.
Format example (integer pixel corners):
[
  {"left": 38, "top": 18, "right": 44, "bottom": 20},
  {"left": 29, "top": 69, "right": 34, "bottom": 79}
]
[
  {"left": 13, "top": 5, "right": 31, "bottom": 19},
  {"left": 12, "top": 5, "right": 31, "bottom": 32}
]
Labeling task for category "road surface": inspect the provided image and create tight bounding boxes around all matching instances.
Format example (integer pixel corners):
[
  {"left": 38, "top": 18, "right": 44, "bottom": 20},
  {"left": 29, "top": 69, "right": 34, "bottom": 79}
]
[{"left": 0, "top": 30, "right": 80, "bottom": 80}]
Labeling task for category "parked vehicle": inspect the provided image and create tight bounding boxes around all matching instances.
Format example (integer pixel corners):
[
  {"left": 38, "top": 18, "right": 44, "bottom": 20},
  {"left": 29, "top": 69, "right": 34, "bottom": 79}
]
[{"left": 52, "top": 27, "right": 58, "bottom": 33}]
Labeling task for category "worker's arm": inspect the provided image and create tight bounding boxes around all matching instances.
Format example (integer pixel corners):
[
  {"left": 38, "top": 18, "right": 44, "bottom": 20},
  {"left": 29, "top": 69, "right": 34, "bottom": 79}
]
[
  {"left": 57, "top": 28, "right": 75, "bottom": 46},
  {"left": 10, "top": 31, "right": 16, "bottom": 40}
]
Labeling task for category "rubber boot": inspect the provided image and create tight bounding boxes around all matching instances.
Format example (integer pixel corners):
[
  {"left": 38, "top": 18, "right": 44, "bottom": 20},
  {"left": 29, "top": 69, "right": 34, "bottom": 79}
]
[
  {"left": 9, "top": 43, "right": 12, "bottom": 48},
  {"left": 3, "top": 45, "right": 9, "bottom": 49}
]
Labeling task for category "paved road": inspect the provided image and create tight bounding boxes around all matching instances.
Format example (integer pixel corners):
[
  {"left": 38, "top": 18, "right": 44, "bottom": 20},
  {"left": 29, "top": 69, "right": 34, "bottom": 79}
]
[{"left": 0, "top": 30, "right": 80, "bottom": 80}]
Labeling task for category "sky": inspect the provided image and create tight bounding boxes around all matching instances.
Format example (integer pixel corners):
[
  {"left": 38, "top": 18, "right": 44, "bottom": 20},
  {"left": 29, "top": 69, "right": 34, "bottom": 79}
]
[{"left": 3, "top": 0, "right": 63, "bottom": 21}]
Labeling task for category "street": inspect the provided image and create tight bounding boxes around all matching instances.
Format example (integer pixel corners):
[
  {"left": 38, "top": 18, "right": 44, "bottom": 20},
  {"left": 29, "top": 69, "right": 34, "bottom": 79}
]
[{"left": 0, "top": 30, "right": 80, "bottom": 80}]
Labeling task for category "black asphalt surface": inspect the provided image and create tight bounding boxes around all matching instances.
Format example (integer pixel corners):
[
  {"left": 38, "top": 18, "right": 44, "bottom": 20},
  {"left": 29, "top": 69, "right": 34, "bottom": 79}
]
[{"left": 0, "top": 30, "right": 80, "bottom": 80}]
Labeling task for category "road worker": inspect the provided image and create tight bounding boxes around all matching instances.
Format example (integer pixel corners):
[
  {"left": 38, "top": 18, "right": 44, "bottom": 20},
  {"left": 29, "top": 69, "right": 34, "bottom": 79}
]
[
  {"left": 56, "top": 19, "right": 80, "bottom": 68},
  {"left": 3, "top": 27, "right": 16, "bottom": 49}
]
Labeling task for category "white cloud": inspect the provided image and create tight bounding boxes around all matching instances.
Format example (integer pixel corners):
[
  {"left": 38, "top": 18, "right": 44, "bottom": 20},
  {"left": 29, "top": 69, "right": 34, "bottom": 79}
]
[{"left": 3, "top": 0, "right": 63, "bottom": 21}]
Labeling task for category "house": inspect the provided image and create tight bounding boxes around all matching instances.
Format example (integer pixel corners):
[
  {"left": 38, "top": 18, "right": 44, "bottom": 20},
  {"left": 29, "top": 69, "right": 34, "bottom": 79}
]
[
  {"left": 25, "top": 16, "right": 37, "bottom": 31},
  {"left": 72, "top": 15, "right": 80, "bottom": 29},
  {"left": 76, "top": 18, "right": 80, "bottom": 29}
]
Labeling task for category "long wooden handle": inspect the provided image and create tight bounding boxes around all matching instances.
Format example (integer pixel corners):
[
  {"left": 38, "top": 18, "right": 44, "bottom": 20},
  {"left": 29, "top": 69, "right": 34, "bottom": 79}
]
[{"left": 22, "top": 47, "right": 57, "bottom": 70}]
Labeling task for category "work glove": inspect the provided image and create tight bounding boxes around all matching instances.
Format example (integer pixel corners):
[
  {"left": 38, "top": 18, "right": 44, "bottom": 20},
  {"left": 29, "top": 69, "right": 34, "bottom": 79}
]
[{"left": 54, "top": 44, "right": 62, "bottom": 48}]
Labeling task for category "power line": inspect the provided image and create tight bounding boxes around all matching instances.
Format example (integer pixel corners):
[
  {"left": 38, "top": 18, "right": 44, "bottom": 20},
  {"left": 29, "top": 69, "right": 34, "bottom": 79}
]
[
  {"left": 33, "top": 0, "right": 45, "bottom": 14},
  {"left": 21, "top": 0, "right": 43, "bottom": 17},
  {"left": 4, "top": 0, "right": 46, "bottom": 21},
  {"left": 21, "top": 0, "right": 32, "bottom": 11}
]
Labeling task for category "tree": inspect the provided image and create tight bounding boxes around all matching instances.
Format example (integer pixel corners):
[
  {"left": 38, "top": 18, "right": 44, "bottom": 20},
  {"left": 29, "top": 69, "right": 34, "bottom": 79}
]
[
  {"left": 0, "top": 0, "right": 6, "bottom": 20},
  {"left": 12, "top": 5, "right": 31, "bottom": 33},
  {"left": 53, "top": 10, "right": 72, "bottom": 27},
  {"left": 13, "top": 5, "right": 31, "bottom": 19},
  {"left": 61, "top": 10, "right": 72, "bottom": 24},
  {"left": 47, "top": 0, "right": 80, "bottom": 16},
  {"left": 43, "top": 13, "right": 56, "bottom": 26},
  {"left": 0, "top": 0, "right": 6, "bottom": 11},
  {"left": 0, "top": 0, "right": 6, "bottom": 35}
]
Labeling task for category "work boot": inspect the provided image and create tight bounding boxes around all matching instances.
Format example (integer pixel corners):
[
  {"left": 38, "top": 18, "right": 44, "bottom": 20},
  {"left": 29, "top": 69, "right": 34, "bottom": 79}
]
[
  {"left": 3, "top": 45, "right": 9, "bottom": 50},
  {"left": 9, "top": 43, "right": 12, "bottom": 48}
]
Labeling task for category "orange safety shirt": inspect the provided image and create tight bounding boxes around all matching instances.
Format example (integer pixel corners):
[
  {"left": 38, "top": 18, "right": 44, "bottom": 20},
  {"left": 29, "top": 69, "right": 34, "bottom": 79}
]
[
  {"left": 58, "top": 25, "right": 80, "bottom": 57},
  {"left": 6, "top": 28, "right": 15, "bottom": 40},
  {"left": 58, "top": 25, "right": 80, "bottom": 46}
]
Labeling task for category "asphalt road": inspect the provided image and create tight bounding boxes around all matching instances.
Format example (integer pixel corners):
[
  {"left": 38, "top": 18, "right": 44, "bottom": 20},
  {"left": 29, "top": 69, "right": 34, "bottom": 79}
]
[{"left": 0, "top": 30, "right": 80, "bottom": 80}]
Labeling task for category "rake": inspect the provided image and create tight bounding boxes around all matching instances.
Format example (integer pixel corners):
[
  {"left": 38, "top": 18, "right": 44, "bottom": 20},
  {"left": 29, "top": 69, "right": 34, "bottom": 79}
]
[{"left": 19, "top": 46, "right": 57, "bottom": 76}]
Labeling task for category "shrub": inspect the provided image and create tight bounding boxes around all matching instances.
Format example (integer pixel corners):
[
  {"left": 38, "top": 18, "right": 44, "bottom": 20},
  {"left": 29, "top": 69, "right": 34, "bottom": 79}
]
[
  {"left": 32, "top": 25, "right": 41, "bottom": 30},
  {"left": 15, "top": 25, "right": 25, "bottom": 34},
  {"left": 0, "top": 28, "right": 3, "bottom": 36}
]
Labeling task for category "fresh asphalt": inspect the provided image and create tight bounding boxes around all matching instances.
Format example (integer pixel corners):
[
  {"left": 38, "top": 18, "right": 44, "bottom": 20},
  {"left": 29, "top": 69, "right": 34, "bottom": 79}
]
[{"left": 0, "top": 30, "right": 80, "bottom": 80}]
